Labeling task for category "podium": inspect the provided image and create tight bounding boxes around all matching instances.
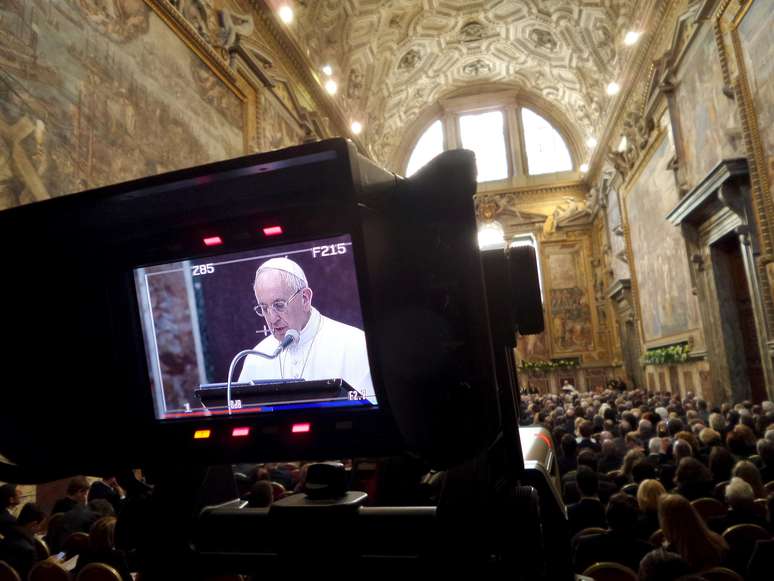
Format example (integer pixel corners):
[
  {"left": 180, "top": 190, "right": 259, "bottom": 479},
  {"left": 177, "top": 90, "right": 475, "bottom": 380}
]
[{"left": 194, "top": 378, "right": 361, "bottom": 409}]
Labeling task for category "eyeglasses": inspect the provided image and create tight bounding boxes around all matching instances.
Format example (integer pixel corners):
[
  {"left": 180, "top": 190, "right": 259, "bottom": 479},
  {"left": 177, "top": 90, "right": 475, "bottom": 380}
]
[{"left": 253, "top": 288, "right": 303, "bottom": 318}]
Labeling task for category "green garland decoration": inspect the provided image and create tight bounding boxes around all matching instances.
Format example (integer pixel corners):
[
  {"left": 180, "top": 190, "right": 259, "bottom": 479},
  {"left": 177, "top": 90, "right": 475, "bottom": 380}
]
[
  {"left": 642, "top": 343, "right": 691, "bottom": 365},
  {"left": 519, "top": 358, "right": 579, "bottom": 372}
]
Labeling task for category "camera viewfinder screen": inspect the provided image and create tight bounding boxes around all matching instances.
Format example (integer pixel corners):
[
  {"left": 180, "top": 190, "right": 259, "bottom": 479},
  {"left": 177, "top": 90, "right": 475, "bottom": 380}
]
[{"left": 134, "top": 234, "right": 377, "bottom": 421}]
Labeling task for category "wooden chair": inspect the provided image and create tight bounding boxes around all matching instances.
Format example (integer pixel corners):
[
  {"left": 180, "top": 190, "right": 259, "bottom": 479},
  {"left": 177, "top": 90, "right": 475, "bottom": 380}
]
[
  {"left": 28, "top": 559, "right": 70, "bottom": 581},
  {"left": 648, "top": 528, "right": 665, "bottom": 547},
  {"left": 621, "top": 482, "right": 638, "bottom": 496},
  {"left": 714, "top": 480, "right": 730, "bottom": 500},
  {"left": 0, "top": 560, "right": 21, "bottom": 581},
  {"left": 722, "top": 523, "right": 772, "bottom": 573},
  {"left": 700, "top": 567, "right": 744, "bottom": 581},
  {"left": 691, "top": 497, "right": 727, "bottom": 522},
  {"left": 752, "top": 498, "right": 768, "bottom": 519},
  {"left": 62, "top": 532, "right": 90, "bottom": 559},
  {"left": 75, "top": 563, "right": 121, "bottom": 581},
  {"left": 606, "top": 470, "right": 621, "bottom": 479},
  {"left": 576, "top": 527, "right": 608, "bottom": 537},
  {"left": 764, "top": 480, "right": 774, "bottom": 494},
  {"left": 582, "top": 561, "right": 638, "bottom": 581}
]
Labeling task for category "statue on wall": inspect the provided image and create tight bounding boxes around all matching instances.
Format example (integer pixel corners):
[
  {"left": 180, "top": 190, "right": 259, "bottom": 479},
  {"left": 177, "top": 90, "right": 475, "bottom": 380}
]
[{"left": 543, "top": 196, "right": 590, "bottom": 234}]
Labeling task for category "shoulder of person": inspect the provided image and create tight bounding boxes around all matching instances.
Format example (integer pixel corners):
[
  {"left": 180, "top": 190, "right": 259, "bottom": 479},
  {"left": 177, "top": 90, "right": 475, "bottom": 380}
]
[{"left": 320, "top": 315, "right": 366, "bottom": 340}]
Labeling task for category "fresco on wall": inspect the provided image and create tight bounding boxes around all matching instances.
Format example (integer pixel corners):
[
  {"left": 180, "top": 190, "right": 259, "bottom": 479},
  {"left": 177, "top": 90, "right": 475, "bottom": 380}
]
[
  {"left": 738, "top": 0, "right": 774, "bottom": 194},
  {"left": 516, "top": 330, "right": 550, "bottom": 361},
  {"left": 0, "top": 0, "right": 243, "bottom": 210},
  {"left": 545, "top": 244, "right": 594, "bottom": 353},
  {"left": 259, "top": 90, "right": 305, "bottom": 152},
  {"left": 674, "top": 26, "right": 742, "bottom": 190},
  {"left": 625, "top": 135, "right": 702, "bottom": 344}
]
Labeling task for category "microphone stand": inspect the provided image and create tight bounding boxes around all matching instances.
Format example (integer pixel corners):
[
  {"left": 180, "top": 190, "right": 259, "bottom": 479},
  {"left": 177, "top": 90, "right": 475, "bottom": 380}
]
[{"left": 225, "top": 331, "right": 298, "bottom": 415}]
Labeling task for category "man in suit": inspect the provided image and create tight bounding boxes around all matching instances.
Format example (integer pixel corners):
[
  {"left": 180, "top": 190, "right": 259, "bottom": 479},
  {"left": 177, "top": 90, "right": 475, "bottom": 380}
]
[
  {"left": 0, "top": 503, "right": 46, "bottom": 579},
  {"left": 566, "top": 466, "right": 606, "bottom": 536},
  {"left": 0, "top": 483, "right": 20, "bottom": 533},
  {"left": 574, "top": 493, "right": 653, "bottom": 573},
  {"left": 51, "top": 476, "right": 90, "bottom": 515},
  {"left": 88, "top": 476, "right": 124, "bottom": 514}
]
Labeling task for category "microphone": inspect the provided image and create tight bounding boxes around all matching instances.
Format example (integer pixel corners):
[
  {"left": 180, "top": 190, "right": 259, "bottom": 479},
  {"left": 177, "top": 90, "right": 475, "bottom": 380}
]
[
  {"left": 272, "top": 329, "right": 300, "bottom": 356},
  {"left": 225, "top": 329, "right": 301, "bottom": 415}
]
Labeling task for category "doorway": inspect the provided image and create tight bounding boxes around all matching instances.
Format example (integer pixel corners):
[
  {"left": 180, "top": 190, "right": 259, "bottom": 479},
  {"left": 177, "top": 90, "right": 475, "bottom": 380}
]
[{"left": 711, "top": 235, "right": 766, "bottom": 402}]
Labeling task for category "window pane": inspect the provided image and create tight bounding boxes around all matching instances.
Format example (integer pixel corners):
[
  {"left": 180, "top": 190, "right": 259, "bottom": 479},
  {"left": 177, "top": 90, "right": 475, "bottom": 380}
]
[
  {"left": 459, "top": 110, "right": 509, "bottom": 182},
  {"left": 406, "top": 120, "right": 444, "bottom": 177},
  {"left": 521, "top": 108, "right": 572, "bottom": 175}
]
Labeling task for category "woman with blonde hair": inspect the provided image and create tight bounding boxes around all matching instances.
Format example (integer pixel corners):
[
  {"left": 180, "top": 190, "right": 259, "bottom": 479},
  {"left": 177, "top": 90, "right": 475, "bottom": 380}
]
[
  {"left": 658, "top": 493, "right": 728, "bottom": 571},
  {"left": 636, "top": 479, "right": 665, "bottom": 540},
  {"left": 732, "top": 460, "right": 767, "bottom": 498}
]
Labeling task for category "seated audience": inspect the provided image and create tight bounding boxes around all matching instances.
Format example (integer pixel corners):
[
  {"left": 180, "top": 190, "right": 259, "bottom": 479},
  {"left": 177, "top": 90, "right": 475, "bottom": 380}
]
[
  {"left": 88, "top": 476, "right": 124, "bottom": 514},
  {"left": 0, "top": 503, "right": 46, "bottom": 579},
  {"left": 673, "top": 457, "right": 714, "bottom": 501},
  {"left": 74, "top": 516, "right": 132, "bottom": 581},
  {"left": 758, "top": 438, "right": 774, "bottom": 483},
  {"left": 638, "top": 547, "right": 693, "bottom": 581},
  {"left": 658, "top": 493, "right": 728, "bottom": 571},
  {"left": 573, "top": 492, "right": 652, "bottom": 573},
  {"left": 635, "top": 478, "right": 665, "bottom": 540},
  {"left": 52, "top": 476, "right": 90, "bottom": 515},
  {"left": 0, "top": 483, "right": 20, "bottom": 532},
  {"left": 708, "top": 446, "right": 735, "bottom": 486},
  {"left": 246, "top": 481, "right": 274, "bottom": 508},
  {"left": 566, "top": 466, "right": 606, "bottom": 536},
  {"left": 708, "top": 477, "right": 768, "bottom": 533},
  {"left": 732, "top": 459, "right": 767, "bottom": 498}
]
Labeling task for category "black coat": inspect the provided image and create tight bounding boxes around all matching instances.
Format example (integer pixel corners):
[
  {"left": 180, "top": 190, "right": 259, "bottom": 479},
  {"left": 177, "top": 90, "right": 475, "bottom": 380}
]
[
  {"left": 0, "top": 526, "right": 38, "bottom": 579},
  {"left": 574, "top": 530, "right": 653, "bottom": 573},
  {"left": 567, "top": 498, "right": 606, "bottom": 536}
]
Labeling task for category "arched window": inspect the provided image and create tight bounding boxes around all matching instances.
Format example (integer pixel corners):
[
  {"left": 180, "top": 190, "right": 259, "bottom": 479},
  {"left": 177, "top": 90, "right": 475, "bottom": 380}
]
[
  {"left": 521, "top": 108, "right": 572, "bottom": 175},
  {"left": 458, "top": 110, "right": 509, "bottom": 182},
  {"left": 404, "top": 97, "right": 577, "bottom": 184},
  {"left": 405, "top": 119, "right": 444, "bottom": 177}
]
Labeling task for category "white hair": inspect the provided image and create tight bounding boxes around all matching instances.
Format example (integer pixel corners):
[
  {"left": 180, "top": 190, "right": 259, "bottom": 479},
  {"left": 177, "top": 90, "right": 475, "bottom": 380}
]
[
  {"left": 254, "top": 268, "right": 306, "bottom": 295},
  {"left": 725, "top": 476, "right": 754, "bottom": 507},
  {"left": 648, "top": 437, "right": 662, "bottom": 455},
  {"left": 761, "top": 401, "right": 774, "bottom": 413}
]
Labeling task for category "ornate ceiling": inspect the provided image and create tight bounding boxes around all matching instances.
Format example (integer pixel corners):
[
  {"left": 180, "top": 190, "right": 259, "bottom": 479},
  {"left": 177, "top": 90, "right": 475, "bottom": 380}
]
[{"left": 290, "top": 0, "right": 649, "bottom": 170}]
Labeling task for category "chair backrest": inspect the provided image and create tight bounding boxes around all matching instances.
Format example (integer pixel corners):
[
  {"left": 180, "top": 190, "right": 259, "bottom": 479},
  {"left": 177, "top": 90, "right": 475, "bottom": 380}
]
[
  {"left": 752, "top": 498, "right": 768, "bottom": 519},
  {"left": 621, "top": 483, "right": 638, "bottom": 496},
  {"left": 764, "top": 480, "right": 774, "bottom": 494},
  {"left": 700, "top": 566, "right": 744, "bottom": 581},
  {"left": 62, "top": 532, "right": 90, "bottom": 558},
  {"left": 722, "top": 523, "right": 772, "bottom": 571},
  {"left": 606, "top": 470, "right": 621, "bottom": 479},
  {"left": 582, "top": 561, "right": 638, "bottom": 581},
  {"left": 648, "top": 528, "right": 665, "bottom": 547},
  {"left": 714, "top": 480, "right": 730, "bottom": 500},
  {"left": 28, "top": 559, "right": 70, "bottom": 581},
  {"left": 577, "top": 527, "right": 608, "bottom": 538},
  {"left": 75, "top": 563, "right": 121, "bottom": 581},
  {"left": 691, "top": 497, "right": 727, "bottom": 522},
  {"left": 0, "top": 560, "right": 21, "bottom": 581}
]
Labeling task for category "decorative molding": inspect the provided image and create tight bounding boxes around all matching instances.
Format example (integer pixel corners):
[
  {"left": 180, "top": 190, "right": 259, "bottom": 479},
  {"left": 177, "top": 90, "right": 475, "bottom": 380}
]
[
  {"left": 722, "top": 0, "right": 774, "bottom": 336},
  {"left": 143, "top": 0, "right": 244, "bottom": 98},
  {"left": 247, "top": 1, "right": 364, "bottom": 150},
  {"left": 666, "top": 158, "right": 749, "bottom": 225}
]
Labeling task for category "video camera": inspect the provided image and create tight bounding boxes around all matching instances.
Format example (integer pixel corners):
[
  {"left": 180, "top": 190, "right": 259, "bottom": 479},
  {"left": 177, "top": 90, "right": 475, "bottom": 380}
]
[{"left": 0, "top": 139, "right": 570, "bottom": 578}]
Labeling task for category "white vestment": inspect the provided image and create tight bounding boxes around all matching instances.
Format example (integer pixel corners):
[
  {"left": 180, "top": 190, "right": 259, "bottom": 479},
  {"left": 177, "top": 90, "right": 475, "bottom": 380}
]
[{"left": 237, "top": 307, "right": 374, "bottom": 402}]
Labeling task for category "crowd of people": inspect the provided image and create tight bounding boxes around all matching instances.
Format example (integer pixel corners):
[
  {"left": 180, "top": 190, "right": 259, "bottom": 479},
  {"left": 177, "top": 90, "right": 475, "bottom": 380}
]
[
  {"left": 520, "top": 387, "right": 774, "bottom": 579},
  {"left": 2, "top": 387, "right": 774, "bottom": 579}
]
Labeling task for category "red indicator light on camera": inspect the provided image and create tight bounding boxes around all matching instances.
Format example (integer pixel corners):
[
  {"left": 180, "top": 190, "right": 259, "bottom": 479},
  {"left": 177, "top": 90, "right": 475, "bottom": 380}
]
[
  {"left": 263, "top": 226, "right": 283, "bottom": 236},
  {"left": 232, "top": 427, "right": 250, "bottom": 437},
  {"left": 203, "top": 236, "right": 223, "bottom": 247},
  {"left": 291, "top": 422, "right": 311, "bottom": 434}
]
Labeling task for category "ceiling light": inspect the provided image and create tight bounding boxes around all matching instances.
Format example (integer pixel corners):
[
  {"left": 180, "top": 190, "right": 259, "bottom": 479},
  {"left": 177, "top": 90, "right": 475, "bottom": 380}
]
[
  {"left": 586, "top": 137, "right": 598, "bottom": 148},
  {"left": 351, "top": 121, "right": 363, "bottom": 135},
  {"left": 324, "top": 79, "right": 338, "bottom": 95},
  {"left": 278, "top": 5, "right": 293, "bottom": 24},
  {"left": 606, "top": 82, "right": 621, "bottom": 96},
  {"left": 624, "top": 31, "right": 641, "bottom": 46},
  {"left": 322, "top": 64, "right": 333, "bottom": 76},
  {"left": 579, "top": 163, "right": 589, "bottom": 173}
]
